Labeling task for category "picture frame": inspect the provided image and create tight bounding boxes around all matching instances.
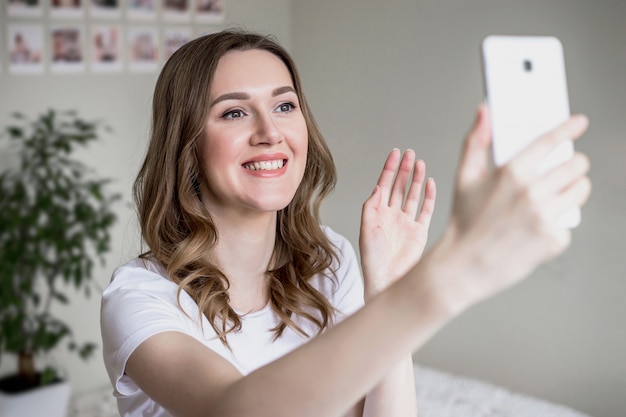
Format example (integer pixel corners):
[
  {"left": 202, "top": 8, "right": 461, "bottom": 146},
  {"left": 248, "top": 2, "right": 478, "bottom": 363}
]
[
  {"left": 91, "top": 24, "right": 123, "bottom": 72},
  {"left": 162, "top": 0, "right": 192, "bottom": 23},
  {"left": 7, "top": 0, "right": 43, "bottom": 18},
  {"left": 163, "top": 27, "right": 192, "bottom": 61},
  {"left": 7, "top": 24, "right": 45, "bottom": 74},
  {"left": 89, "top": 0, "right": 121, "bottom": 20},
  {"left": 127, "top": 0, "right": 157, "bottom": 21},
  {"left": 127, "top": 26, "right": 159, "bottom": 72},
  {"left": 50, "top": 25, "right": 86, "bottom": 73},
  {"left": 50, "top": 0, "right": 84, "bottom": 19},
  {"left": 195, "top": 0, "right": 224, "bottom": 24}
]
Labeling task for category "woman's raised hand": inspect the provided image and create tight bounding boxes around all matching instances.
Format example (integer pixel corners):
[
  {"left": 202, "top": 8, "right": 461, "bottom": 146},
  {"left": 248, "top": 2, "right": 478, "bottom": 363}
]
[
  {"left": 359, "top": 149, "right": 437, "bottom": 300},
  {"left": 427, "top": 104, "right": 592, "bottom": 312}
]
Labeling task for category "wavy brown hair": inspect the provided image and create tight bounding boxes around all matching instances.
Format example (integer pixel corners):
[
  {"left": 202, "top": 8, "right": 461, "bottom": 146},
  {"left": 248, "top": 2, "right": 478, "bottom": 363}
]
[{"left": 133, "top": 30, "right": 339, "bottom": 345}]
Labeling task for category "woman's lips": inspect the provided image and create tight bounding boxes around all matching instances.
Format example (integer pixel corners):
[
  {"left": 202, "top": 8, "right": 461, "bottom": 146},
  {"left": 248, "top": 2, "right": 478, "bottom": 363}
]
[
  {"left": 241, "top": 153, "right": 289, "bottom": 177},
  {"left": 242, "top": 159, "right": 286, "bottom": 171}
]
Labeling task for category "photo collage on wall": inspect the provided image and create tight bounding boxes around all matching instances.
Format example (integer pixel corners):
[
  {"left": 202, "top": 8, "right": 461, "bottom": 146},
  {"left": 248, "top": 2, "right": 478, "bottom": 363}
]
[{"left": 2, "top": 0, "right": 225, "bottom": 75}]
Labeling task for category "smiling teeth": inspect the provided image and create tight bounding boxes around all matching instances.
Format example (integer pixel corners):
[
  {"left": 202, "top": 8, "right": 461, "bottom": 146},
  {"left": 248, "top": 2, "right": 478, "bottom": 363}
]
[{"left": 243, "top": 159, "right": 285, "bottom": 171}]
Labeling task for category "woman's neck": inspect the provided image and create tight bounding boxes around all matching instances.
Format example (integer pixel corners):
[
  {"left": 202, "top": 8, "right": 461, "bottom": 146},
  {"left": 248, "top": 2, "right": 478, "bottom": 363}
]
[{"left": 211, "top": 210, "right": 278, "bottom": 313}]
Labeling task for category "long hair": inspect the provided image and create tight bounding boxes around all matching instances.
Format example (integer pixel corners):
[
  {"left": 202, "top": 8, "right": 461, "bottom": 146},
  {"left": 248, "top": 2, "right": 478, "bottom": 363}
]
[{"left": 133, "top": 30, "right": 338, "bottom": 345}]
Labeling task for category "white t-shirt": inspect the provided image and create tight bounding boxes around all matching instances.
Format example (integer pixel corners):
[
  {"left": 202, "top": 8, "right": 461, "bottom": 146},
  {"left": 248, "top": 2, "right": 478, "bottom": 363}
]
[{"left": 100, "top": 226, "right": 364, "bottom": 417}]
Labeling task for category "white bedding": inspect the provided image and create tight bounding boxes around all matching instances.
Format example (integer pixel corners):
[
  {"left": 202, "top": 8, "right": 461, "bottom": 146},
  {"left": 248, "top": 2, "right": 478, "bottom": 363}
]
[
  {"left": 414, "top": 365, "right": 591, "bottom": 417},
  {"left": 68, "top": 365, "right": 592, "bottom": 417}
]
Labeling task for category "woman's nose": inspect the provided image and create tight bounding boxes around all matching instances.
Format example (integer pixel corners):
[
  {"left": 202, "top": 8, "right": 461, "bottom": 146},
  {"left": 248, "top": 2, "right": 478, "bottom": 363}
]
[{"left": 250, "top": 113, "right": 283, "bottom": 145}]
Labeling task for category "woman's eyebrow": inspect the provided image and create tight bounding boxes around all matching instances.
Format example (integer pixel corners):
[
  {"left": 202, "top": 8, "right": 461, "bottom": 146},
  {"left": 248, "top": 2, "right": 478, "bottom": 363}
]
[
  {"left": 210, "top": 86, "right": 296, "bottom": 108},
  {"left": 210, "top": 92, "right": 250, "bottom": 107},
  {"left": 272, "top": 86, "right": 296, "bottom": 96}
]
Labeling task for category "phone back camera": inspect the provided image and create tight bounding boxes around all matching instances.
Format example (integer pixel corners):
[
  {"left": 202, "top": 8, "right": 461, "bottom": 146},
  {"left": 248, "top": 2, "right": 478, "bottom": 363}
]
[{"left": 523, "top": 59, "right": 533, "bottom": 72}]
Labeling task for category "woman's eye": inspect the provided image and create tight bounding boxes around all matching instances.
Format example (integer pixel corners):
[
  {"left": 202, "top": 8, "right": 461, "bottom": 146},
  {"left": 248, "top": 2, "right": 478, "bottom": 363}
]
[
  {"left": 222, "top": 109, "right": 245, "bottom": 120},
  {"left": 275, "top": 102, "right": 295, "bottom": 113}
]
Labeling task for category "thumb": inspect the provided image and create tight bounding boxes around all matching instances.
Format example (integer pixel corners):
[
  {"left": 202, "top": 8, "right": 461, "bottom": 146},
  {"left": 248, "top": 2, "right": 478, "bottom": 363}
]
[
  {"left": 362, "top": 184, "right": 382, "bottom": 214},
  {"left": 456, "top": 104, "right": 492, "bottom": 188},
  {"left": 360, "top": 184, "right": 382, "bottom": 233}
]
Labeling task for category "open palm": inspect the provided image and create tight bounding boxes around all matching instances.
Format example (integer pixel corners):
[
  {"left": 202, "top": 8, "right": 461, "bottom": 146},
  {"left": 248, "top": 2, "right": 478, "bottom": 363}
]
[{"left": 359, "top": 149, "right": 436, "bottom": 299}]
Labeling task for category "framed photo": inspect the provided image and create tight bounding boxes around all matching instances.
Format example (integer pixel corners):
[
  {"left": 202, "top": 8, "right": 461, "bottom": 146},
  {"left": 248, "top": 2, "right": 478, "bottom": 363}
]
[
  {"left": 128, "top": 27, "right": 159, "bottom": 72},
  {"left": 163, "top": 27, "right": 192, "bottom": 61},
  {"left": 89, "top": 0, "right": 121, "bottom": 19},
  {"left": 195, "top": 0, "right": 224, "bottom": 23},
  {"left": 7, "top": 0, "right": 43, "bottom": 18},
  {"left": 7, "top": 24, "right": 44, "bottom": 74},
  {"left": 50, "top": 0, "right": 84, "bottom": 19},
  {"left": 162, "top": 0, "right": 191, "bottom": 22},
  {"left": 50, "top": 25, "right": 86, "bottom": 73},
  {"left": 127, "top": 0, "right": 157, "bottom": 21},
  {"left": 91, "top": 25, "right": 123, "bottom": 72}
]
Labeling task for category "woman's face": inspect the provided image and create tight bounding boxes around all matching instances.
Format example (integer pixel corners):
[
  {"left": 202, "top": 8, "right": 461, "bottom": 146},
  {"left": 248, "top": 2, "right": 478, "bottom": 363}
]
[{"left": 199, "top": 49, "right": 308, "bottom": 219}]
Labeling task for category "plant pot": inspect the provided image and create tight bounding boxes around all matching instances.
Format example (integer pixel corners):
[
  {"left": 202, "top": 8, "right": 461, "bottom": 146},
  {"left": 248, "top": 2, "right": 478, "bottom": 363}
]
[{"left": 0, "top": 376, "right": 71, "bottom": 417}]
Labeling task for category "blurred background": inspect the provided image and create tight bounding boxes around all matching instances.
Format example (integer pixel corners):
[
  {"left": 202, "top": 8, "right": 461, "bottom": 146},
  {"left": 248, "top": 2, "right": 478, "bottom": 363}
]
[{"left": 0, "top": 1, "right": 624, "bottom": 416}]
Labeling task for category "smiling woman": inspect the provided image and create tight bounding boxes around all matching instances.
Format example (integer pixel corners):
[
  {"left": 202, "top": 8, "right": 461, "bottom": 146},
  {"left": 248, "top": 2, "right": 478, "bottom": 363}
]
[
  {"left": 200, "top": 49, "right": 308, "bottom": 218},
  {"left": 100, "top": 30, "right": 591, "bottom": 417}
]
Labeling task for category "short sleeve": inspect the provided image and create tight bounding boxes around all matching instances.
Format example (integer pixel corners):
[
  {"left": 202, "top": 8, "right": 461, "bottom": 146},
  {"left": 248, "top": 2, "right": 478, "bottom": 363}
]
[
  {"left": 100, "top": 259, "right": 198, "bottom": 395},
  {"left": 321, "top": 226, "right": 365, "bottom": 320}
]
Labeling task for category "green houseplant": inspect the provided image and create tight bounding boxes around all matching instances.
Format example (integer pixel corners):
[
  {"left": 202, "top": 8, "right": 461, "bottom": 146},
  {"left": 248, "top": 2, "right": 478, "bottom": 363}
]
[{"left": 0, "top": 110, "right": 120, "bottom": 412}]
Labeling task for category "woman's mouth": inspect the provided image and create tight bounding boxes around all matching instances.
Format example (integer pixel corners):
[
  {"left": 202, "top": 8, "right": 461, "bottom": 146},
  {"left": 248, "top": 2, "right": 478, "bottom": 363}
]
[{"left": 242, "top": 159, "right": 286, "bottom": 171}]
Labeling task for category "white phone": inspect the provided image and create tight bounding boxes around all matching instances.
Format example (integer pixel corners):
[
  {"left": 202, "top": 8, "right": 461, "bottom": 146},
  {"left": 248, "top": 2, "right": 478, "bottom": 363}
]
[{"left": 481, "top": 35, "right": 580, "bottom": 228}]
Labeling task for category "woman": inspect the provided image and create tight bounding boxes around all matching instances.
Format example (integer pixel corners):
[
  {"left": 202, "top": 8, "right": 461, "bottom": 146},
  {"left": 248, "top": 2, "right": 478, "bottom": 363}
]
[{"left": 101, "top": 30, "right": 591, "bottom": 417}]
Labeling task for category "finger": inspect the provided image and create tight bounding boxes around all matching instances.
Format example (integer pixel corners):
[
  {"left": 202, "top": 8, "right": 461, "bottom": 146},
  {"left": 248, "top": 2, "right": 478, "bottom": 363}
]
[
  {"left": 376, "top": 148, "right": 401, "bottom": 203},
  {"left": 416, "top": 178, "right": 436, "bottom": 227},
  {"left": 389, "top": 150, "right": 416, "bottom": 208},
  {"left": 403, "top": 159, "right": 426, "bottom": 215},
  {"left": 534, "top": 152, "right": 590, "bottom": 198},
  {"left": 512, "top": 114, "right": 589, "bottom": 175},
  {"left": 361, "top": 184, "right": 383, "bottom": 224},
  {"left": 546, "top": 175, "right": 592, "bottom": 224},
  {"left": 457, "top": 104, "right": 492, "bottom": 189}
]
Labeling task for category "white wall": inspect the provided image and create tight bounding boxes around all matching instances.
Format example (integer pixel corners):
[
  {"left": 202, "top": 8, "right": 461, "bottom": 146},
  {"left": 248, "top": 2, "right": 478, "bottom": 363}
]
[
  {"left": 0, "top": 0, "right": 292, "bottom": 395},
  {"left": 291, "top": 1, "right": 626, "bottom": 417}
]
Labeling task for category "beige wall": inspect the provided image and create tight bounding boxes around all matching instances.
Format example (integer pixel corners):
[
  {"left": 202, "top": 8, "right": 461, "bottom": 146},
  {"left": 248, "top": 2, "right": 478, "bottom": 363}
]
[{"left": 292, "top": 1, "right": 626, "bottom": 417}]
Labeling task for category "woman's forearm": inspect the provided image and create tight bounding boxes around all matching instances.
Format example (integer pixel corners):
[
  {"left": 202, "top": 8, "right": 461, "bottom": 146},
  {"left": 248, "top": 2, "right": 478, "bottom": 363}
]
[
  {"left": 210, "top": 255, "right": 453, "bottom": 417},
  {"left": 360, "top": 267, "right": 419, "bottom": 417},
  {"left": 362, "top": 355, "right": 417, "bottom": 417}
]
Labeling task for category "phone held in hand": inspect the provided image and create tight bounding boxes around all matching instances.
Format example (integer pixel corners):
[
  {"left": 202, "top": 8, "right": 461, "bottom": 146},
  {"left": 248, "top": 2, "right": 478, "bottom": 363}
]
[{"left": 481, "top": 35, "right": 580, "bottom": 228}]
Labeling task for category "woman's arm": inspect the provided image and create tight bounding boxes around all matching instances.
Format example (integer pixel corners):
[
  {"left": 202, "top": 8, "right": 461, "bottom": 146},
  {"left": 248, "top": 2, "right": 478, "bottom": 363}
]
[
  {"left": 125, "top": 105, "right": 591, "bottom": 417},
  {"left": 359, "top": 148, "right": 436, "bottom": 417},
  {"left": 126, "top": 262, "right": 448, "bottom": 417}
]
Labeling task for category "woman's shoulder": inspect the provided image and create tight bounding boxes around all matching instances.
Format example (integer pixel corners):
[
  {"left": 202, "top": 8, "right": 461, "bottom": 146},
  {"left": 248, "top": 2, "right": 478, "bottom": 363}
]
[
  {"left": 316, "top": 225, "right": 361, "bottom": 281},
  {"left": 317, "top": 225, "right": 364, "bottom": 315},
  {"left": 113, "top": 256, "right": 166, "bottom": 278},
  {"left": 319, "top": 225, "right": 359, "bottom": 266},
  {"left": 320, "top": 225, "right": 352, "bottom": 251},
  {"left": 101, "top": 256, "right": 201, "bottom": 327},
  {"left": 103, "top": 257, "right": 179, "bottom": 301}
]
